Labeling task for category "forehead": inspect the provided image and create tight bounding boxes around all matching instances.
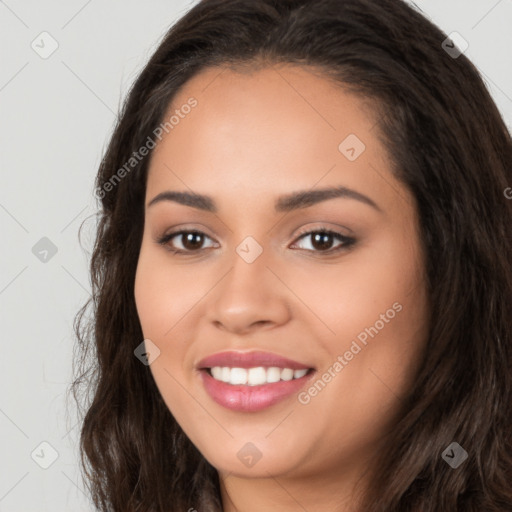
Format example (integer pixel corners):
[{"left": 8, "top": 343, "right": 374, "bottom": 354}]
[
  {"left": 146, "top": 64, "right": 404, "bottom": 214},
  {"left": 153, "top": 64, "right": 380, "bottom": 161}
]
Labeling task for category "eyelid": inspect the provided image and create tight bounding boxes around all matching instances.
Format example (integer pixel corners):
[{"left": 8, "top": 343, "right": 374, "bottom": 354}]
[{"left": 291, "top": 222, "right": 353, "bottom": 240}]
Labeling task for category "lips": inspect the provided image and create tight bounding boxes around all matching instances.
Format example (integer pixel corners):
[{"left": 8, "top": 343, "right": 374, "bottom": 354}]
[
  {"left": 197, "top": 350, "right": 314, "bottom": 370},
  {"left": 196, "top": 350, "right": 316, "bottom": 412}
]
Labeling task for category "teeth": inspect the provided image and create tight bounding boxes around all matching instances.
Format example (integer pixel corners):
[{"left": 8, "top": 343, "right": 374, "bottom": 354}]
[
  {"left": 211, "top": 367, "right": 223, "bottom": 380},
  {"left": 267, "top": 367, "right": 281, "bottom": 383},
  {"left": 248, "top": 367, "right": 267, "bottom": 386},
  {"left": 230, "top": 367, "right": 247, "bottom": 385},
  {"left": 209, "top": 366, "right": 310, "bottom": 386},
  {"left": 281, "top": 368, "right": 294, "bottom": 381},
  {"left": 293, "top": 368, "right": 308, "bottom": 379}
]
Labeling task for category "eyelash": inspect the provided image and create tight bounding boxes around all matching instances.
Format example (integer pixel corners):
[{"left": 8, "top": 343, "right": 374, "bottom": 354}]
[{"left": 156, "top": 226, "right": 356, "bottom": 256}]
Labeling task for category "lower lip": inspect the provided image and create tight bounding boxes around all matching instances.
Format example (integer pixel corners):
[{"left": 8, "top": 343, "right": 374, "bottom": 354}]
[{"left": 199, "top": 369, "right": 314, "bottom": 412}]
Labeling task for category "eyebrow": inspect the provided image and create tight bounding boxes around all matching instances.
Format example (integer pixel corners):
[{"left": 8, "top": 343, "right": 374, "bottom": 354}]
[{"left": 147, "top": 186, "right": 381, "bottom": 213}]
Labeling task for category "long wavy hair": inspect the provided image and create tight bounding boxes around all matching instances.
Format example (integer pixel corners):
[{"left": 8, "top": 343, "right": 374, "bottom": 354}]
[{"left": 71, "top": 0, "right": 512, "bottom": 510}]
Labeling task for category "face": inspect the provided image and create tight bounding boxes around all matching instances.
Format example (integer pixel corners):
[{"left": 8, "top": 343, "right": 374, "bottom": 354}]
[{"left": 134, "top": 64, "right": 429, "bottom": 492}]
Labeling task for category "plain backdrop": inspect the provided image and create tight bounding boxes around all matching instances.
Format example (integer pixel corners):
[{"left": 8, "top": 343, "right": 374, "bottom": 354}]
[{"left": 0, "top": 1, "right": 511, "bottom": 510}]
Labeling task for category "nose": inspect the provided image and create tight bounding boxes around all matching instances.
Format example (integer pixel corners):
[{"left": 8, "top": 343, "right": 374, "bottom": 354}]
[{"left": 206, "top": 246, "right": 291, "bottom": 335}]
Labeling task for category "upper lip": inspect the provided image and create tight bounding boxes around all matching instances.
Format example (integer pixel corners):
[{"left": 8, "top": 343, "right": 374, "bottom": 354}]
[{"left": 197, "top": 350, "right": 315, "bottom": 370}]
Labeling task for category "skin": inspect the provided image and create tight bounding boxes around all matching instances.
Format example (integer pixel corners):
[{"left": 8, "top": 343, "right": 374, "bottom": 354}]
[{"left": 134, "top": 63, "right": 430, "bottom": 512}]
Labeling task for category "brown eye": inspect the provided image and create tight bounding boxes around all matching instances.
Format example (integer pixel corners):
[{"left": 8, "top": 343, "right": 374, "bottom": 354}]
[
  {"left": 157, "top": 230, "right": 217, "bottom": 254},
  {"left": 311, "top": 232, "right": 335, "bottom": 251},
  {"left": 179, "top": 232, "right": 205, "bottom": 251},
  {"left": 292, "top": 230, "right": 356, "bottom": 253}
]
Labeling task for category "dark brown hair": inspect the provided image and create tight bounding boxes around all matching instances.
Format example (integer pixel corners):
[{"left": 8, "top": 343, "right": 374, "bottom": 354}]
[{"left": 72, "top": 0, "right": 512, "bottom": 510}]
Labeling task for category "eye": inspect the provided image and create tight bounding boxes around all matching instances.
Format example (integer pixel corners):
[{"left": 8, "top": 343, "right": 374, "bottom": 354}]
[
  {"left": 156, "top": 227, "right": 356, "bottom": 256},
  {"left": 156, "top": 229, "right": 218, "bottom": 254},
  {"left": 291, "top": 228, "right": 356, "bottom": 254}
]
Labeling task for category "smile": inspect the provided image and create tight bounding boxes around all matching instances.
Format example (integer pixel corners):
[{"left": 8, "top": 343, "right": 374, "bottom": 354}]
[{"left": 197, "top": 350, "right": 317, "bottom": 411}]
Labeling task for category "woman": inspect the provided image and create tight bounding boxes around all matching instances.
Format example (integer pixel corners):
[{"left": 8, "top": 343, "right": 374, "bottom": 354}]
[{"left": 72, "top": 0, "right": 512, "bottom": 510}]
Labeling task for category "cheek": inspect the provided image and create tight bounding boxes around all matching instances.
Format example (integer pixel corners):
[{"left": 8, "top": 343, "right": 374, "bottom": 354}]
[
  {"left": 134, "top": 247, "right": 197, "bottom": 415},
  {"left": 291, "top": 241, "right": 425, "bottom": 344},
  {"left": 303, "top": 281, "right": 428, "bottom": 452},
  {"left": 310, "top": 233, "right": 428, "bottom": 394},
  {"left": 134, "top": 252, "right": 168, "bottom": 338},
  {"left": 134, "top": 243, "right": 201, "bottom": 339}
]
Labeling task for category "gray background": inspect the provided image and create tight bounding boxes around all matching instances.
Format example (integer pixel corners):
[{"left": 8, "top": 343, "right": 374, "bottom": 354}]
[{"left": 1, "top": 1, "right": 511, "bottom": 510}]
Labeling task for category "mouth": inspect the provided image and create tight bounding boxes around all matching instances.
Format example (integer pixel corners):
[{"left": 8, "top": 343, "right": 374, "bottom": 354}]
[{"left": 196, "top": 351, "right": 316, "bottom": 412}]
